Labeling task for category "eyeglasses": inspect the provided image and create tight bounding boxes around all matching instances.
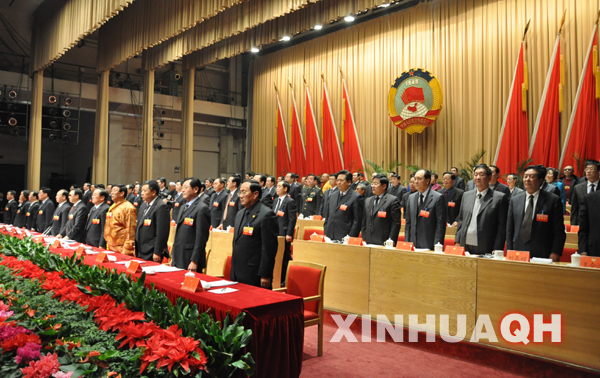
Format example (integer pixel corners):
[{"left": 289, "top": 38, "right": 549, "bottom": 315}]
[
  {"left": 585, "top": 167, "right": 598, "bottom": 172},
  {"left": 564, "top": 168, "right": 573, "bottom": 171}
]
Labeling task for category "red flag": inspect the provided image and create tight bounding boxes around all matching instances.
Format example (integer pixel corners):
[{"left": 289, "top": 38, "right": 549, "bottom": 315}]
[
  {"left": 276, "top": 92, "right": 291, "bottom": 177},
  {"left": 494, "top": 42, "right": 529, "bottom": 175},
  {"left": 342, "top": 78, "right": 365, "bottom": 173},
  {"left": 529, "top": 37, "right": 562, "bottom": 168},
  {"left": 305, "top": 85, "right": 324, "bottom": 175},
  {"left": 290, "top": 87, "right": 306, "bottom": 176},
  {"left": 322, "top": 81, "right": 344, "bottom": 173},
  {"left": 559, "top": 26, "right": 600, "bottom": 176}
]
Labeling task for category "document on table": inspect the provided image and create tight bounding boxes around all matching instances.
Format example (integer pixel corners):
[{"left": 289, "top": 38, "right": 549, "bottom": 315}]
[
  {"left": 414, "top": 248, "right": 431, "bottom": 252},
  {"left": 142, "top": 265, "right": 183, "bottom": 273},
  {"left": 114, "top": 260, "right": 147, "bottom": 267},
  {"left": 208, "top": 287, "right": 238, "bottom": 294},
  {"left": 86, "top": 250, "right": 115, "bottom": 255},
  {"left": 204, "top": 280, "right": 238, "bottom": 288}
]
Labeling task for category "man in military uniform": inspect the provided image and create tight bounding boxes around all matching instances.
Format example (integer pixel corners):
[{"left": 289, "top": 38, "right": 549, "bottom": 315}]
[{"left": 300, "top": 174, "right": 322, "bottom": 217}]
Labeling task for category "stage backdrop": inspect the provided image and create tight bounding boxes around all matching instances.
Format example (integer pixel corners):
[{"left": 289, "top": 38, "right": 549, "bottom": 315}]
[{"left": 251, "top": 0, "right": 599, "bottom": 178}]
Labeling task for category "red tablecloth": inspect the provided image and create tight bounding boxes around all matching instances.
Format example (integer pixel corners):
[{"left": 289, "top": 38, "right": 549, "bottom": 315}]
[{"left": 0, "top": 228, "right": 304, "bottom": 378}]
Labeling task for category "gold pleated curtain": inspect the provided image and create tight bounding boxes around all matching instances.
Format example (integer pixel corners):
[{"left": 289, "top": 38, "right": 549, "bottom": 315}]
[
  {"left": 31, "top": 0, "right": 133, "bottom": 73},
  {"left": 250, "top": 0, "right": 600, "bottom": 178}
]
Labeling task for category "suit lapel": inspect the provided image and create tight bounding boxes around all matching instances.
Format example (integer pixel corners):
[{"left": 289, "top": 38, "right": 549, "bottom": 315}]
[
  {"left": 535, "top": 191, "right": 546, "bottom": 215},
  {"left": 478, "top": 190, "right": 493, "bottom": 215}
]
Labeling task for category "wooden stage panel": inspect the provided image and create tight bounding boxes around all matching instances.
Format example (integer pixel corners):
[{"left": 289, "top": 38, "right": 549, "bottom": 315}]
[
  {"left": 477, "top": 259, "right": 600, "bottom": 370},
  {"left": 206, "top": 231, "right": 233, "bottom": 276},
  {"left": 292, "top": 240, "right": 370, "bottom": 314},
  {"left": 369, "top": 249, "right": 477, "bottom": 338}
]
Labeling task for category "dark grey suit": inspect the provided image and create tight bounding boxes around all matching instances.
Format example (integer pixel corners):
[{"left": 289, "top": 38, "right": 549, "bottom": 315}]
[
  {"left": 135, "top": 199, "right": 170, "bottom": 261},
  {"left": 318, "top": 187, "right": 337, "bottom": 216},
  {"left": 231, "top": 201, "right": 279, "bottom": 287},
  {"left": 491, "top": 182, "right": 511, "bottom": 198},
  {"left": 171, "top": 193, "right": 186, "bottom": 223},
  {"left": 510, "top": 187, "right": 524, "bottom": 198},
  {"left": 51, "top": 202, "right": 71, "bottom": 236},
  {"left": 26, "top": 201, "right": 40, "bottom": 230},
  {"left": 272, "top": 195, "right": 297, "bottom": 282},
  {"left": 437, "top": 187, "right": 464, "bottom": 225},
  {"left": 570, "top": 181, "right": 597, "bottom": 225},
  {"left": 261, "top": 186, "right": 276, "bottom": 208},
  {"left": 404, "top": 189, "right": 446, "bottom": 250},
  {"left": 506, "top": 190, "right": 566, "bottom": 258},
  {"left": 455, "top": 189, "right": 508, "bottom": 254},
  {"left": 85, "top": 203, "right": 109, "bottom": 248},
  {"left": 453, "top": 177, "right": 466, "bottom": 190},
  {"left": 171, "top": 197, "right": 210, "bottom": 270},
  {"left": 3, "top": 199, "right": 18, "bottom": 225},
  {"left": 36, "top": 199, "right": 55, "bottom": 233},
  {"left": 13, "top": 201, "right": 30, "bottom": 228},
  {"left": 209, "top": 190, "right": 228, "bottom": 228},
  {"left": 578, "top": 190, "right": 600, "bottom": 256},
  {"left": 220, "top": 190, "right": 241, "bottom": 229},
  {"left": 323, "top": 189, "right": 364, "bottom": 240},
  {"left": 361, "top": 193, "right": 401, "bottom": 245},
  {"left": 59, "top": 201, "right": 89, "bottom": 242},
  {"left": 465, "top": 179, "right": 475, "bottom": 191}
]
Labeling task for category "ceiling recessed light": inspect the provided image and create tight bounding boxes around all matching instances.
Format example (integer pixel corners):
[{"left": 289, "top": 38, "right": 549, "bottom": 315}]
[
  {"left": 251, "top": 47, "right": 260, "bottom": 53},
  {"left": 378, "top": 3, "right": 390, "bottom": 8},
  {"left": 344, "top": 15, "right": 355, "bottom": 22},
  {"left": 314, "top": 24, "right": 323, "bottom": 30},
  {"left": 280, "top": 35, "right": 291, "bottom": 41}
]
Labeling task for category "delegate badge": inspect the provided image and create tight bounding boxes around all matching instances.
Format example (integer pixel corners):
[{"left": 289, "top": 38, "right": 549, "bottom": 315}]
[{"left": 388, "top": 68, "right": 443, "bottom": 134}]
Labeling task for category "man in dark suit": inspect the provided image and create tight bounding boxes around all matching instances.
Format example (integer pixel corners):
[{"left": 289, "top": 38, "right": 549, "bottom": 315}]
[
  {"left": 13, "top": 190, "right": 30, "bottom": 228},
  {"left": 209, "top": 177, "right": 228, "bottom": 228},
  {"left": 3, "top": 190, "right": 18, "bottom": 225},
  {"left": 438, "top": 171, "right": 464, "bottom": 225},
  {"left": 26, "top": 191, "right": 40, "bottom": 231},
  {"left": 405, "top": 169, "right": 446, "bottom": 250},
  {"left": 82, "top": 183, "right": 92, "bottom": 209},
  {"left": 50, "top": 190, "right": 71, "bottom": 236},
  {"left": 204, "top": 178, "right": 215, "bottom": 198},
  {"left": 57, "top": 189, "right": 89, "bottom": 243},
  {"left": 578, "top": 190, "right": 600, "bottom": 256},
  {"left": 569, "top": 160, "right": 599, "bottom": 225},
  {"left": 36, "top": 188, "right": 55, "bottom": 233},
  {"left": 261, "top": 176, "right": 276, "bottom": 208},
  {"left": 318, "top": 175, "right": 338, "bottom": 216},
  {"left": 231, "top": 180, "right": 279, "bottom": 288},
  {"left": 506, "top": 173, "right": 524, "bottom": 198},
  {"left": 401, "top": 175, "right": 416, "bottom": 209},
  {"left": 506, "top": 165, "right": 566, "bottom": 261},
  {"left": 126, "top": 184, "right": 136, "bottom": 204},
  {"left": 171, "top": 180, "right": 187, "bottom": 223},
  {"left": 286, "top": 173, "right": 303, "bottom": 207},
  {"left": 489, "top": 165, "right": 511, "bottom": 197},
  {"left": 323, "top": 170, "right": 364, "bottom": 240},
  {"left": 272, "top": 180, "right": 297, "bottom": 283},
  {"left": 351, "top": 172, "right": 373, "bottom": 197},
  {"left": 454, "top": 164, "right": 508, "bottom": 255},
  {"left": 85, "top": 189, "right": 110, "bottom": 248},
  {"left": 559, "top": 165, "right": 578, "bottom": 201},
  {"left": 171, "top": 178, "right": 211, "bottom": 271},
  {"left": 387, "top": 173, "right": 407, "bottom": 200},
  {"left": 135, "top": 180, "right": 170, "bottom": 262},
  {"left": 362, "top": 175, "right": 401, "bottom": 246},
  {"left": 450, "top": 167, "right": 466, "bottom": 190},
  {"left": 218, "top": 174, "right": 242, "bottom": 229}
]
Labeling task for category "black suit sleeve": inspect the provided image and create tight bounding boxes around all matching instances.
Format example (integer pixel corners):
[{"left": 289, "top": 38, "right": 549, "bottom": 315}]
[
  {"left": 493, "top": 194, "right": 509, "bottom": 250},
  {"left": 191, "top": 204, "right": 211, "bottom": 268},
  {"left": 550, "top": 196, "right": 566, "bottom": 256},
  {"left": 578, "top": 195, "right": 589, "bottom": 253},
  {"left": 154, "top": 204, "right": 170, "bottom": 258},
  {"left": 454, "top": 199, "right": 464, "bottom": 245},
  {"left": 258, "top": 210, "right": 279, "bottom": 279},
  {"left": 506, "top": 199, "right": 515, "bottom": 250},
  {"left": 59, "top": 206, "right": 70, "bottom": 236},
  {"left": 360, "top": 199, "right": 369, "bottom": 238},
  {"left": 67, "top": 206, "right": 88, "bottom": 240},
  {"left": 349, "top": 196, "right": 365, "bottom": 237},
  {"left": 388, "top": 198, "right": 402, "bottom": 243},
  {"left": 9, "top": 202, "right": 17, "bottom": 224},
  {"left": 99, "top": 207, "right": 108, "bottom": 249},
  {"left": 286, "top": 200, "right": 297, "bottom": 238},
  {"left": 434, "top": 195, "right": 447, "bottom": 245},
  {"left": 457, "top": 179, "right": 466, "bottom": 190}
]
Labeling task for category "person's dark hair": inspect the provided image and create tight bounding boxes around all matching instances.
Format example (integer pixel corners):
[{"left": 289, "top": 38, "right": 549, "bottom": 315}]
[
  {"left": 30, "top": 191, "right": 39, "bottom": 200},
  {"left": 585, "top": 160, "right": 600, "bottom": 170},
  {"left": 306, "top": 173, "right": 317, "bottom": 181},
  {"left": 126, "top": 184, "right": 134, "bottom": 190},
  {"left": 267, "top": 176, "right": 276, "bottom": 184},
  {"left": 144, "top": 180, "right": 160, "bottom": 195},
  {"left": 177, "top": 180, "right": 184, "bottom": 185},
  {"left": 39, "top": 187, "right": 52, "bottom": 197},
  {"left": 8, "top": 190, "right": 16, "bottom": 197},
  {"left": 216, "top": 177, "right": 227, "bottom": 186},
  {"left": 356, "top": 172, "right": 364, "bottom": 179},
  {"left": 97, "top": 184, "right": 105, "bottom": 189},
  {"left": 293, "top": 173, "right": 300, "bottom": 180},
  {"left": 357, "top": 182, "right": 368, "bottom": 192},
  {"left": 185, "top": 177, "right": 204, "bottom": 193},
  {"left": 418, "top": 169, "right": 432, "bottom": 181},
  {"left": 546, "top": 167, "right": 559, "bottom": 182},
  {"left": 157, "top": 177, "right": 167, "bottom": 185},
  {"left": 57, "top": 189, "right": 68, "bottom": 200},
  {"left": 336, "top": 170, "right": 352, "bottom": 182},
  {"left": 490, "top": 165, "right": 500, "bottom": 175},
  {"left": 432, "top": 173, "right": 438, "bottom": 180},
  {"left": 374, "top": 174, "right": 389, "bottom": 190},
  {"left": 71, "top": 188, "right": 83, "bottom": 200},
  {"left": 114, "top": 185, "right": 127, "bottom": 195},
  {"left": 230, "top": 174, "right": 241, "bottom": 188},
  {"left": 97, "top": 189, "right": 109, "bottom": 201},
  {"left": 390, "top": 172, "right": 401, "bottom": 180},
  {"left": 410, "top": 173, "right": 415, "bottom": 178},
  {"left": 280, "top": 181, "right": 290, "bottom": 192},
  {"left": 524, "top": 165, "right": 547, "bottom": 180},
  {"left": 244, "top": 179, "right": 262, "bottom": 194},
  {"left": 443, "top": 171, "right": 456, "bottom": 180},
  {"left": 22, "top": 190, "right": 30, "bottom": 199},
  {"left": 474, "top": 164, "right": 492, "bottom": 176},
  {"left": 205, "top": 177, "right": 214, "bottom": 184},
  {"left": 508, "top": 173, "right": 518, "bottom": 180},
  {"left": 257, "top": 174, "right": 267, "bottom": 185},
  {"left": 451, "top": 166, "right": 458, "bottom": 171}
]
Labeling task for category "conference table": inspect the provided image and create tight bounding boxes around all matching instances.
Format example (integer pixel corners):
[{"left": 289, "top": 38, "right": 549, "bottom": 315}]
[
  {"left": 0, "top": 226, "right": 304, "bottom": 378},
  {"left": 293, "top": 239, "right": 600, "bottom": 372}
]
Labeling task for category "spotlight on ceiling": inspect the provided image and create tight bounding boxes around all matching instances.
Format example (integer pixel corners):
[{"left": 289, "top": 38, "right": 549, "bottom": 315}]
[
  {"left": 174, "top": 73, "right": 181, "bottom": 80},
  {"left": 62, "top": 109, "right": 71, "bottom": 118},
  {"left": 64, "top": 97, "right": 72, "bottom": 106},
  {"left": 49, "top": 132, "right": 58, "bottom": 141},
  {"left": 344, "top": 14, "right": 355, "bottom": 22},
  {"left": 49, "top": 119, "right": 59, "bottom": 129},
  {"left": 250, "top": 47, "right": 260, "bottom": 53},
  {"left": 48, "top": 95, "right": 57, "bottom": 104},
  {"left": 153, "top": 143, "right": 163, "bottom": 151},
  {"left": 8, "top": 90, "right": 17, "bottom": 99},
  {"left": 157, "top": 119, "right": 165, "bottom": 126},
  {"left": 8, "top": 117, "right": 17, "bottom": 126},
  {"left": 62, "top": 122, "right": 71, "bottom": 131},
  {"left": 157, "top": 131, "right": 165, "bottom": 138},
  {"left": 61, "top": 132, "right": 69, "bottom": 143},
  {"left": 157, "top": 109, "right": 166, "bottom": 116},
  {"left": 313, "top": 24, "right": 323, "bottom": 30},
  {"left": 280, "top": 35, "right": 291, "bottom": 42}
]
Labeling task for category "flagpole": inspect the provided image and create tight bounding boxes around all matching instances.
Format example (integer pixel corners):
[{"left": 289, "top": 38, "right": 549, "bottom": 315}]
[
  {"left": 304, "top": 76, "right": 324, "bottom": 159},
  {"left": 321, "top": 72, "right": 344, "bottom": 169},
  {"left": 339, "top": 65, "right": 365, "bottom": 171},
  {"left": 289, "top": 79, "right": 306, "bottom": 158}
]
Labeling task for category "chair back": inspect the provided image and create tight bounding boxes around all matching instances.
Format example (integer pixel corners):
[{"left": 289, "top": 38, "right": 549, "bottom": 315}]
[
  {"left": 286, "top": 261, "right": 326, "bottom": 314},
  {"left": 561, "top": 245, "right": 578, "bottom": 263},
  {"left": 272, "top": 236, "right": 286, "bottom": 289},
  {"left": 303, "top": 228, "right": 324, "bottom": 240},
  {"left": 223, "top": 255, "right": 232, "bottom": 281}
]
